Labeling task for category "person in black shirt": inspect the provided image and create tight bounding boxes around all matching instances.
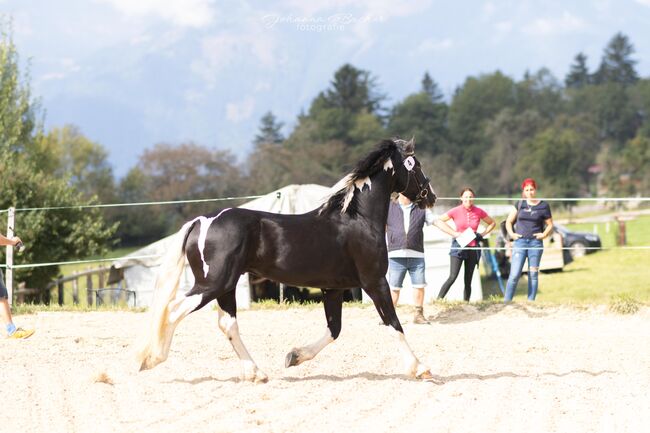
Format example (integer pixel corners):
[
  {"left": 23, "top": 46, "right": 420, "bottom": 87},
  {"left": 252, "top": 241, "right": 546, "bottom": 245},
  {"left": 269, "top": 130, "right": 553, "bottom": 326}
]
[{"left": 504, "top": 178, "right": 554, "bottom": 301}]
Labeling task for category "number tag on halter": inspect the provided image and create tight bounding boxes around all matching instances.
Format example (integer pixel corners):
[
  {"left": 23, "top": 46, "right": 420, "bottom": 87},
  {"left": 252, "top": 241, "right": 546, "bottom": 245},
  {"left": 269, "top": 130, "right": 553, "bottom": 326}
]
[{"left": 403, "top": 156, "right": 415, "bottom": 171}]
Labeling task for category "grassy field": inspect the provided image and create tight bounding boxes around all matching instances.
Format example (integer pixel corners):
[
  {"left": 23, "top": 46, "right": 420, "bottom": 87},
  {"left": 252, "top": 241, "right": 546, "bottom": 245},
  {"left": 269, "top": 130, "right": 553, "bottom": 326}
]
[{"left": 482, "top": 214, "right": 650, "bottom": 304}]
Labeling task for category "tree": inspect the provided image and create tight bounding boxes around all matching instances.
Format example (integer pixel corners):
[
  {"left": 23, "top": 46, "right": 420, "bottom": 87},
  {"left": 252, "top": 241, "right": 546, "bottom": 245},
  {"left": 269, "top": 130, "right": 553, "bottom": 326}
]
[
  {"left": 112, "top": 167, "right": 168, "bottom": 246},
  {"left": 254, "top": 111, "right": 284, "bottom": 147},
  {"left": 565, "top": 53, "right": 592, "bottom": 89},
  {"left": 481, "top": 109, "right": 546, "bottom": 195},
  {"left": 1, "top": 21, "right": 115, "bottom": 291},
  {"left": 516, "top": 68, "right": 563, "bottom": 120},
  {"left": 114, "top": 142, "right": 245, "bottom": 243},
  {"left": 0, "top": 155, "right": 116, "bottom": 291},
  {"left": 0, "top": 22, "right": 41, "bottom": 156},
  {"left": 306, "top": 64, "right": 386, "bottom": 146},
  {"left": 387, "top": 92, "right": 449, "bottom": 156},
  {"left": 421, "top": 72, "right": 444, "bottom": 103},
  {"left": 595, "top": 33, "right": 639, "bottom": 86},
  {"left": 515, "top": 127, "right": 587, "bottom": 204},
  {"left": 38, "top": 125, "right": 115, "bottom": 203},
  {"left": 448, "top": 71, "right": 518, "bottom": 169},
  {"left": 321, "top": 63, "right": 385, "bottom": 115},
  {"left": 621, "top": 134, "right": 650, "bottom": 194}
]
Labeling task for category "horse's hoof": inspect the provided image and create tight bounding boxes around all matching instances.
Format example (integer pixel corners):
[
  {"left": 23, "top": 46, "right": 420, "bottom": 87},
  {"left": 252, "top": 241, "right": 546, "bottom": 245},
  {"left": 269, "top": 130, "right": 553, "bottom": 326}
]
[
  {"left": 285, "top": 350, "right": 299, "bottom": 368},
  {"left": 255, "top": 373, "right": 269, "bottom": 384},
  {"left": 139, "top": 359, "right": 151, "bottom": 372},
  {"left": 416, "top": 369, "right": 434, "bottom": 380}
]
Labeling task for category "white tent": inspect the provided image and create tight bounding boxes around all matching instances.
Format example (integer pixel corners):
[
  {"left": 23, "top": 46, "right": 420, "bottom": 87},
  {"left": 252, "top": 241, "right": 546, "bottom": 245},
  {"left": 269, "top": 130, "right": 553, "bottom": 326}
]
[{"left": 111, "top": 184, "right": 331, "bottom": 308}]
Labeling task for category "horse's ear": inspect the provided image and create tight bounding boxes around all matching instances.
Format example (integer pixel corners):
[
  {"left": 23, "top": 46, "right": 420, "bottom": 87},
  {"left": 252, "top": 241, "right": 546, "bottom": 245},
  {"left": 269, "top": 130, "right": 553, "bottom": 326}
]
[{"left": 404, "top": 137, "right": 415, "bottom": 155}]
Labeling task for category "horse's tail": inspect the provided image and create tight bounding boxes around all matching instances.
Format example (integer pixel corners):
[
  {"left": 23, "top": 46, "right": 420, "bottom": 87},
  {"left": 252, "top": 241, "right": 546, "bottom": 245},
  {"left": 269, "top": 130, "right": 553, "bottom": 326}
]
[{"left": 136, "top": 219, "right": 196, "bottom": 370}]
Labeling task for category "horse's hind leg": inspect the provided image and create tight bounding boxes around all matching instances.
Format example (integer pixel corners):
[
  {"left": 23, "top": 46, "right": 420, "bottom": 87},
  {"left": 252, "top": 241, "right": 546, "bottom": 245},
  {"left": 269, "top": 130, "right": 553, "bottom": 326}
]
[
  {"left": 140, "top": 292, "right": 204, "bottom": 370},
  {"left": 285, "top": 289, "right": 341, "bottom": 368},
  {"left": 364, "top": 278, "right": 433, "bottom": 380},
  {"left": 216, "top": 290, "right": 268, "bottom": 383}
]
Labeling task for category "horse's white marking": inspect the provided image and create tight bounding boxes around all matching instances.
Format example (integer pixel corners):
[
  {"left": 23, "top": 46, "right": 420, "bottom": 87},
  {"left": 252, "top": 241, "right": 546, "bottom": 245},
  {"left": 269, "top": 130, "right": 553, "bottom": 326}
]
[
  {"left": 389, "top": 327, "right": 428, "bottom": 378},
  {"left": 217, "top": 306, "right": 268, "bottom": 382},
  {"left": 168, "top": 294, "right": 203, "bottom": 323},
  {"left": 383, "top": 158, "right": 394, "bottom": 174},
  {"left": 354, "top": 176, "right": 371, "bottom": 191},
  {"left": 327, "top": 156, "right": 393, "bottom": 214},
  {"left": 296, "top": 330, "right": 334, "bottom": 362},
  {"left": 196, "top": 208, "right": 231, "bottom": 278}
]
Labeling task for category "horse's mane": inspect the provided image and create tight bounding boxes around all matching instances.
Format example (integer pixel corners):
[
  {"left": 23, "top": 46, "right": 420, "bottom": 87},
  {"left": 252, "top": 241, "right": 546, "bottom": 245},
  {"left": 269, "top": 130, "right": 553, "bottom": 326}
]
[{"left": 318, "top": 139, "right": 400, "bottom": 217}]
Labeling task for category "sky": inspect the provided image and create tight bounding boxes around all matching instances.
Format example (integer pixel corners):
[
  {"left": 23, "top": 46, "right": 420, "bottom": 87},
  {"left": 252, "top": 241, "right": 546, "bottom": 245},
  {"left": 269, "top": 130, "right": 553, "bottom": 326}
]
[{"left": 3, "top": 0, "right": 650, "bottom": 178}]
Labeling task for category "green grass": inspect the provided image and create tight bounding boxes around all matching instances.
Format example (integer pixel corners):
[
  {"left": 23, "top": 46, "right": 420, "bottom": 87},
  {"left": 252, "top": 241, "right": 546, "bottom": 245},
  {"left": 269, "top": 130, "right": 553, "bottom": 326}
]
[
  {"left": 480, "top": 214, "right": 650, "bottom": 305},
  {"left": 537, "top": 249, "right": 650, "bottom": 303}
]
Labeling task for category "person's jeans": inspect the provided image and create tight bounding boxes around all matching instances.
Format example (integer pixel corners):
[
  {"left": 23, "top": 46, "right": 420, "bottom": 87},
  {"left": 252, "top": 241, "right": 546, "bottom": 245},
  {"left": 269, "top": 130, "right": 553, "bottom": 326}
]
[
  {"left": 504, "top": 238, "right": 544, "bottom": 301},
  {"left": 388, "top": 257, "right": 426, "bottom": 289}
]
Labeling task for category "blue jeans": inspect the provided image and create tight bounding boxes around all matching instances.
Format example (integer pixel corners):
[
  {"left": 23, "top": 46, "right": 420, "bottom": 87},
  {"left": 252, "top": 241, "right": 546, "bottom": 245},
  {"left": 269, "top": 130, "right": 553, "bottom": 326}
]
[
  {"left": 504, "top": 238, "right": 544, "bottom": 301},
  {"left": 388, "top": 257, "right": 426, "bottom": 289}
]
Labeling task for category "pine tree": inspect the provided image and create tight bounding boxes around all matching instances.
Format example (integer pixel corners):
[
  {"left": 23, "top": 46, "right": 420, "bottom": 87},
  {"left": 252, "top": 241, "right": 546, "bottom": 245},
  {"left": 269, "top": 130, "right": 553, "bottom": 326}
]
[
  {"left": 421, "top": 72, "right": 444, "bottom": 102},
  {"left": 595, "top": 32, "right": 639, "bottom": 86},
  {"left": 565, "top": 53, "right": 591, "bottom": 89},
  {"left": 254, "top": 111, "right": 284, "bottom": 146}
]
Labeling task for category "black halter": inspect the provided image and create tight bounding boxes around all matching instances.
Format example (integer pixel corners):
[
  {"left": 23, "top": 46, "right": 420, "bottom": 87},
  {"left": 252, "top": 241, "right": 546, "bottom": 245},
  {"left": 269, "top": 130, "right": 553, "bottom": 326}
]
[{"left": 398, "top": 155, "right": 431, "bottom": 204}]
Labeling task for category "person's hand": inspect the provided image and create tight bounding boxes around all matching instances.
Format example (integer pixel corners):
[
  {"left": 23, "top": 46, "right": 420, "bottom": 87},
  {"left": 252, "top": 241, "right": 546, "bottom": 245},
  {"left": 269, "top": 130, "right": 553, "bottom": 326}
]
[
  {"left": 511, "top": 233, "right": 522, "bottom": 240},
  {"left": 475, "top": 232, "right": 484, "bottom": 242},
  {"left": 533, "top": 232, "right": 545, "bottom": 240},
  {"left": 11, "top": 236, "right": 22, "bottom": 246}
]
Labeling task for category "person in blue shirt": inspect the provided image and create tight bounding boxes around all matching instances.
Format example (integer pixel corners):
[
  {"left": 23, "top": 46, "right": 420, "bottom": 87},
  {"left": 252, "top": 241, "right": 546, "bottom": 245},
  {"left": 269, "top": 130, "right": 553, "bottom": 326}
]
[{"left": 504, "top": 178, "right": 554, "bottom": 302}]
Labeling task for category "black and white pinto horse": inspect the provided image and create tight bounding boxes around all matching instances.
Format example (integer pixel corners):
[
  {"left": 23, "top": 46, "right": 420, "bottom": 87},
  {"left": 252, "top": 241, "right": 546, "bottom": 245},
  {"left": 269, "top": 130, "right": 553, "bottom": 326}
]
[{"left": 137, "top": 138, "right": 437, "bottom": 382}]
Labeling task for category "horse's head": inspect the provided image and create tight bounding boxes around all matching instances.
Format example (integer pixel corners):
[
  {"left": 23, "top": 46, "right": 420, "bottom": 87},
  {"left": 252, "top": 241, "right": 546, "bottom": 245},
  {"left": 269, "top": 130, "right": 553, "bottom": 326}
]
[{"left": 393, "top": 138, "right": 437, "bottom": 209}]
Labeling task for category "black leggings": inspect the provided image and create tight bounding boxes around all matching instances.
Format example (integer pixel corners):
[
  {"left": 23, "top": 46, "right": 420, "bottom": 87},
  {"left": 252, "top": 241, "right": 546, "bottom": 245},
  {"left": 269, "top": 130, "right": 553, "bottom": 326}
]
[{"left": 437, "top": 252, "right": 479, "bottom": 301}]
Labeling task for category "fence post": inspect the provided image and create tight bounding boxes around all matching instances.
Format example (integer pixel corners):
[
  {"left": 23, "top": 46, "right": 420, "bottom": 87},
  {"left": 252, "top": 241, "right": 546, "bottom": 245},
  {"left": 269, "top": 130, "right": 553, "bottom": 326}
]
[
  {"left": 58, "top": 280, "right": 64, "bottom": 306},
  {"left": 6, "top": 207, "right": 15, "bottom": 306},
  {"left": 615, "top": 217, "right": 627, "bottom": 246},
  {"left": 72, "top": 271, "right": 79, "bottom": 305},
  {"left": 86, "top": 268, "right": 94, "bottom": 306}
]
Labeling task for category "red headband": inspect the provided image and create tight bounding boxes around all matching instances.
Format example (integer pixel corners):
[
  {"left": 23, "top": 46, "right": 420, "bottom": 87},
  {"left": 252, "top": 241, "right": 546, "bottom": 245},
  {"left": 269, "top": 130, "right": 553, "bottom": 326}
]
[{"left": 521, "top": 178, "right": 537, "bottom": 190}]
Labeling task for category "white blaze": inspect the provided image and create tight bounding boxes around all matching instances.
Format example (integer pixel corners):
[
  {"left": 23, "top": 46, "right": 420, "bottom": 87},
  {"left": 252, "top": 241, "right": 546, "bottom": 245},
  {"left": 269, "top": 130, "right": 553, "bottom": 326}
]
[{"left": 196, "top": 208, "right": 231, "bottom": 278}]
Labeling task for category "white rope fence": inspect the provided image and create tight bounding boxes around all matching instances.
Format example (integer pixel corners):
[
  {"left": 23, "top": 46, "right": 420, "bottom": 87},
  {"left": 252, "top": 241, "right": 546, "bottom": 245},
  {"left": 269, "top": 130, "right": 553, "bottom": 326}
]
[{"left": 3, "top": 193, "right": 650, "bottom": 272}]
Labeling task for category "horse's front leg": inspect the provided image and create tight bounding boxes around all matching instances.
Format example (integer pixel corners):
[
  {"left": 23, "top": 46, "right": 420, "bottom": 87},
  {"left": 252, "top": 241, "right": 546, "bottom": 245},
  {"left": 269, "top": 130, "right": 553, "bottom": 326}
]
[
  {"left": 216, "top": 290, "right": 268, "bottom": 383},
  {"left": 285, "top": 289, "right": 342, "bottom": 368},
  {"left": 364, "top": 278, "right": 433, "bottom": 380}
]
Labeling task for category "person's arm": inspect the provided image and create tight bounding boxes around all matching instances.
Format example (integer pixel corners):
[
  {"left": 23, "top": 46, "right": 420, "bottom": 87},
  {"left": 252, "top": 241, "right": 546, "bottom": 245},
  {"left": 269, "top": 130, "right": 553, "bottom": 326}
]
[
  {"left": 479, "top": 215, "right": 496, "bottom": 237},
  {"left": 0, "top": 234, "right": 21, "bottom": 246},
  {"left": 433, "top": 214, "right": 461, "bottom": 238},
  {"left": 535, "top": 218, "right": 554, "bottom": 240},
  {"left": 505, "top": 208, "right": 521, "bottom": 240}
]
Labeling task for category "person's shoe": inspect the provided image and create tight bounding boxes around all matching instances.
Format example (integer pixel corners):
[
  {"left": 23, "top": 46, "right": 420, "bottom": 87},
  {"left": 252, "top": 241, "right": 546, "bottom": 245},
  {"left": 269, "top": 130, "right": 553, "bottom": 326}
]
[
  {"left": 413, "top": 308, "right": 429, "bottom": 324},
  {"left": 8, "top": 328, "right": 35, "bottom": 339}
]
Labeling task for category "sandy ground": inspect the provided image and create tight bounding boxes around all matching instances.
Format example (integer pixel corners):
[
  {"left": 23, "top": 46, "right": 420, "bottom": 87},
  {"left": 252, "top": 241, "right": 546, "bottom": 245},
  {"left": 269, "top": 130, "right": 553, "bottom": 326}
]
[{"left": 1, "top": 304, "right": 649, "bottom": 433}]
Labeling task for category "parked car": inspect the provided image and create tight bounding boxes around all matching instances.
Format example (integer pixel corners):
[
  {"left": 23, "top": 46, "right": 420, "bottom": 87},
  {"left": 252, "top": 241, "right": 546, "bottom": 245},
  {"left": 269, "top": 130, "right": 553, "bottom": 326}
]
[{"left": 553, "top": 223, "right": 602, "bottom": 259}]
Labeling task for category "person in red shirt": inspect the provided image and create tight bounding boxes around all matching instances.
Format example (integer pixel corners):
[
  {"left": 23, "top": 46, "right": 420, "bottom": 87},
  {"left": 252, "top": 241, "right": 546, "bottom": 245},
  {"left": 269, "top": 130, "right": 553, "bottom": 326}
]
[{"left": 435, "top": 187, "right": 495, "bottom": 301}]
